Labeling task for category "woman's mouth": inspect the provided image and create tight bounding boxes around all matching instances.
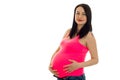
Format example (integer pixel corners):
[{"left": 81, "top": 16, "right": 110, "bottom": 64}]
[{"left": 77, "top": 19, "right": 84, "bottom": 22}]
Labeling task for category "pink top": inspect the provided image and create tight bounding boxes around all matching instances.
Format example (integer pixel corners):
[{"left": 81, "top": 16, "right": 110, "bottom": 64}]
[{"left": 51, "top": 35, "right": 88, "bottom": 78}]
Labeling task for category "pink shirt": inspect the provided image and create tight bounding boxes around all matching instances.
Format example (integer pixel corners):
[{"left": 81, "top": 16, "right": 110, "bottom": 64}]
[{"left": 51, "top": 35, "right": 88, "bottom": 78}]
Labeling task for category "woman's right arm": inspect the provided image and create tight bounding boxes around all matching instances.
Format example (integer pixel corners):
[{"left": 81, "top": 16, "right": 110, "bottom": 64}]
[
  {"left": 49, "top": 28, "right": 71, "bottom": 65},
  {"left": 48, "top": 29, "right": 71, "bottom": 76}
]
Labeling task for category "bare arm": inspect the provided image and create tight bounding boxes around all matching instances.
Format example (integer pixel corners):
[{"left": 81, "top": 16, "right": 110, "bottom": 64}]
[
  {"left": 78, "top": 32, "right": 99, "bottom": 68},
  {"left": 49, "top": 29, "right": 71, "bottom": 65},
  {"left": 48, "top": 29, "right": 71, "bottom": 75},
  {"left": 63, "top": 32, "right": 99, "bottom": 72},
  {"left": 64, "top": 32, "right": 98, "bottom": 72}
]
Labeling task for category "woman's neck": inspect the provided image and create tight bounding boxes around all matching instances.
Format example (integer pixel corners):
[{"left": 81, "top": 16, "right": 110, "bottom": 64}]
[{"left": 77, "top": 25, "right": 83, "bottom": 33}]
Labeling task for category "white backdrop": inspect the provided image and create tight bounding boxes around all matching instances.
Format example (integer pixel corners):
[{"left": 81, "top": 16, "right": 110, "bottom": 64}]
[{"left": 0, "top": 0, "right": 120, "bottom": 80}]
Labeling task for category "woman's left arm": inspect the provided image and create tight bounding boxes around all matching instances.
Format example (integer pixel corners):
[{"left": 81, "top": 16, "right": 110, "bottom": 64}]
[
  {"left": 79, "top": 32, "right": 99, "bottom": 67},
  {"left": 63, "top": 32, "right": 99, "bottom": 73}
]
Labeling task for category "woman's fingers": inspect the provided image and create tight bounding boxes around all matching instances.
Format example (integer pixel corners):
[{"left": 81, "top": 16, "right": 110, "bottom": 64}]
[
  {"left": 53, "top": 70, "right": 59, "bottom": 76},
  {"left": 49, "top": 66, "right": 59, "bottom": 76}
]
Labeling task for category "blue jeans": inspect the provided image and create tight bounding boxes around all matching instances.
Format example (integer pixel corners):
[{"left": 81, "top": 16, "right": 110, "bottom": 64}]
[{"left": 54, "top": 74, "right": 86, "bottom": 80}]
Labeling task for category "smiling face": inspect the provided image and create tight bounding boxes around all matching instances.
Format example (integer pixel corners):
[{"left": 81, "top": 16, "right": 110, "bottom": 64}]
[{"left": 75, "top": 6, "right": 87, "bottom": 26}]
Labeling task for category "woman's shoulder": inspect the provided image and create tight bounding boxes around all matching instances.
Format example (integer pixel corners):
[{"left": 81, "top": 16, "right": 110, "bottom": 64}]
[
  {"left": 87, "top": 32, "right": 94, "bottom": 37},
  {"left": 85, "top": 31, "right": 96, "bottom": 42},
  {"left": 66, "top": 28, "right": 71, "bottom": 33},
  {"left": 63, "top": 28, "right": 71, "bottom": 38}
]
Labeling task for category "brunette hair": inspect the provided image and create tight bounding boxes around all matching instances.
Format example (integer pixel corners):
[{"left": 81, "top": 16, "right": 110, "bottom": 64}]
[{"left": 69, "top": 3, "right": 92, "bottom": 38}]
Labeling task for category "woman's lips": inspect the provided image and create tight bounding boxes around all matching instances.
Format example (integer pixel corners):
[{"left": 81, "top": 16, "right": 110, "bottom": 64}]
[{"left": 77, "top": 19, "right": 84, "bottom": 22}]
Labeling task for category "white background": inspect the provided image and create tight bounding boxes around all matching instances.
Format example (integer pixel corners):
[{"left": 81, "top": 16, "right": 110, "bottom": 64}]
[{"left": 0, "top": 0, "right": 120, "bottom": 80}]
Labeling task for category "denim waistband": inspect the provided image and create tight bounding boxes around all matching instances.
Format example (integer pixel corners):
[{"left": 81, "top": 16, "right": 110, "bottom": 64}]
[{"left": 54, "top": 74, "right": 86, "bottom": 80}]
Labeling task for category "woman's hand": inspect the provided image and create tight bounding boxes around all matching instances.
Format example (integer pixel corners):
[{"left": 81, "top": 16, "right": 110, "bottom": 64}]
[
  {"left": 63, "top": 59, "right": 81, "bottom": 73},
  {"left": 49, "top": 65, "right": 59, "bottom": 76}
]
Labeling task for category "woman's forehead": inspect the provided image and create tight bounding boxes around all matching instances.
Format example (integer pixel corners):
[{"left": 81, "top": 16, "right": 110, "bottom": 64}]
[{"left": 76, "top": 6, "right": 85, "bottom": 12}]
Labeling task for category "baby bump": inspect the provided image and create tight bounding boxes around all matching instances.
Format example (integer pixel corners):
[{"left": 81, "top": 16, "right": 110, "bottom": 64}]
[
  {"left": 51, "top": 52, "right": 82, "bottom": 77},
  {"left": 51, "top": 53, "right": 71, "bottom": 77},
  {"left": 52, "top": 52, "right": 70, "bottom": 69}
]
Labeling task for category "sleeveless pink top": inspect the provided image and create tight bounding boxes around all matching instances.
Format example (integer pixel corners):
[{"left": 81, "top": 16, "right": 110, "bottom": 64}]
[{"left": 51, "top": 35, "right": 88, "bottom": 78}]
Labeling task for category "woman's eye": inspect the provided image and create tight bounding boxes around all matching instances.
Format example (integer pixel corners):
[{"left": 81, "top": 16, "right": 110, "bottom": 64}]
[
  {"left": 82, "top": 13, "right": 86, "bottom": 15},
  {"left": 76, "top": 13, "right": 80, "bottom": 15}
]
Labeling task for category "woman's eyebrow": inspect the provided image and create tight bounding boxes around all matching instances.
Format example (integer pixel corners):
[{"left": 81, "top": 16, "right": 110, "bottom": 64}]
[{"left": 76, "top": 11, "right": 85, "bottom": 13}]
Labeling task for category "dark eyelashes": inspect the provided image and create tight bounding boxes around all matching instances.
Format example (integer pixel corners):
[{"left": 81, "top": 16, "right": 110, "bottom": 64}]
[{"left": 75, "top": 12, "right": 86, "bottom": 15}]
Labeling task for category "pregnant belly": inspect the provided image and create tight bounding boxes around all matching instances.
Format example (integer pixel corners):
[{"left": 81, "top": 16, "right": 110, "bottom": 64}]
[{"left": 51, "top": 51, "right": 83, "bottom": 78}]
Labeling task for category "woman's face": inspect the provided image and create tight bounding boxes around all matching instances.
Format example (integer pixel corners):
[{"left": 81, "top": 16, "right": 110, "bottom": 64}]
[{"left": 75, "top": 6, "right": 87, "bottom": 26}]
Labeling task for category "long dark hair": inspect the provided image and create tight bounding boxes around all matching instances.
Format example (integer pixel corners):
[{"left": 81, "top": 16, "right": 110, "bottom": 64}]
[{"left": 69, "top": 3, "right": 92, "bottom": 38}]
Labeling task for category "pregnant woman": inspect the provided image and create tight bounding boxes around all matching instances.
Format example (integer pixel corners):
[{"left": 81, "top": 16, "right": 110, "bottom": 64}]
[{"left": 49, "top": 3, "right": 98, "bottom": 80}]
